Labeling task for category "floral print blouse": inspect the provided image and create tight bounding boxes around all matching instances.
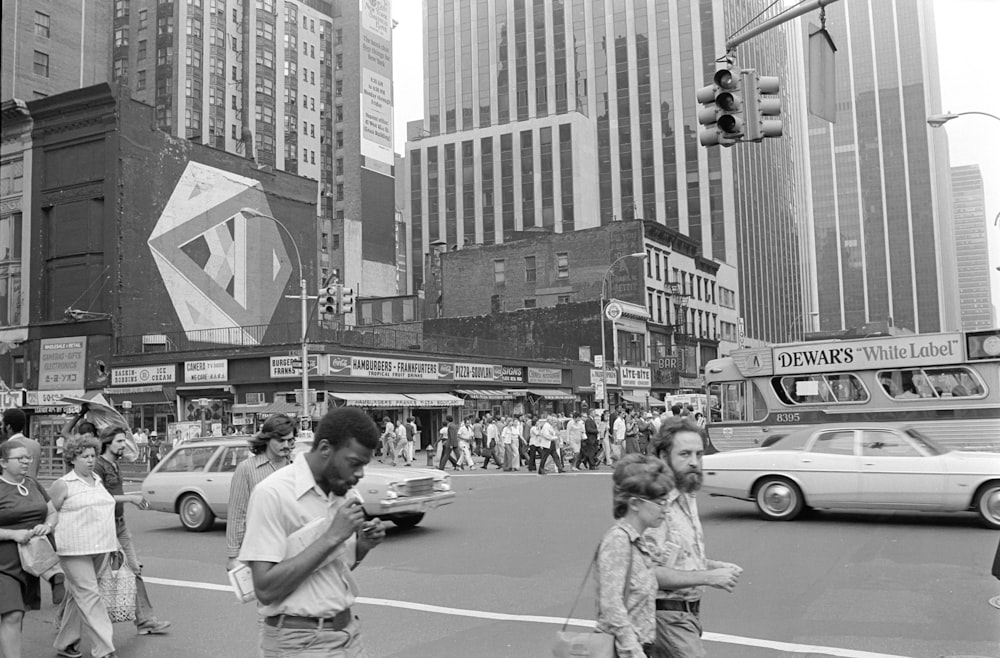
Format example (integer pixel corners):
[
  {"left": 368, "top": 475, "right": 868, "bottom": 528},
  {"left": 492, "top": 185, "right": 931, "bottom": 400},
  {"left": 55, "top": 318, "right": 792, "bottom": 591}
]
[{"left": 595, "top": 520, "right": 657, "bottom": 657}]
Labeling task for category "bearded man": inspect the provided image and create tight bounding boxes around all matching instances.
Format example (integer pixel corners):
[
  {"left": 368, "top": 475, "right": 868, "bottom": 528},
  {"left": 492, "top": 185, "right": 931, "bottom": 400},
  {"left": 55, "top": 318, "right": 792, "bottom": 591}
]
[{"left": 646, "top": 418, "right": 742, "bottom": 657}]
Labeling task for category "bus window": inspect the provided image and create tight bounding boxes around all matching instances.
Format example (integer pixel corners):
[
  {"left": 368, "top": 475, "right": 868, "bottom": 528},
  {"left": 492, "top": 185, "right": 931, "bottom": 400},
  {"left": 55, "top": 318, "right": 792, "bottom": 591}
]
[
  {"left": 751, "top": 382, "right": 768, "bottom": 421},
  {"left": 877, "top": 367, "right": 986, "bottom": 400},
  {"left": 825, "top": 374, "right": 868, "bottom": 403},
  {"left": 708, "top": 382, "right": 747, "bottom": 422},
  {"left": 775, "top": 375, "right": 833, "bottom": 405}
]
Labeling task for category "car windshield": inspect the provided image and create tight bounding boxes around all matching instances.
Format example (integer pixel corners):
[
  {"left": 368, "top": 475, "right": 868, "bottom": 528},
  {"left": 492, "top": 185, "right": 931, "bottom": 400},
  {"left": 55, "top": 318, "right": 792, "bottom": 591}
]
[{"left": 904, "top": 428, "right": 950, "bottom": 455}]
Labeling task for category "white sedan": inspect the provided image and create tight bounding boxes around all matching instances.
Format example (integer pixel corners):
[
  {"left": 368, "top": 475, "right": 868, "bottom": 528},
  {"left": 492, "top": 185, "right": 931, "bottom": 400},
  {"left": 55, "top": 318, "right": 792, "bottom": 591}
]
[
  {"left": 701, "top": 423, "right": 1000, "bottom": 528},
  {"left": 141, "top": 436, "right": 455, "bottom": 531}
]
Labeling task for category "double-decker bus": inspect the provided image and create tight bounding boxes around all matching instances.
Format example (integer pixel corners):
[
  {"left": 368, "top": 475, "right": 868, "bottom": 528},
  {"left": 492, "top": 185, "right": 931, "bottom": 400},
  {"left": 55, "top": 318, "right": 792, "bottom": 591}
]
[{"left": 703, "top": 329, "right": 1000, "bottom": 452}]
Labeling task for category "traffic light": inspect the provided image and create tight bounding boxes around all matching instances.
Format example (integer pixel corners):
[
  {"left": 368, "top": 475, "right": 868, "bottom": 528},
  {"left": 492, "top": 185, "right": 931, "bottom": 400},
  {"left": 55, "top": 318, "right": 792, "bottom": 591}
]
[
  {"left": 743, "top": 71, "right": 783, "bottom": 142},
  {"left": 696, "top": 68, "right": 743, "bottom": 147},
  {"left": 339, "top": 287, "right": 355, "bottom": 315},
  {"left": 321, "top": 284, "right": 341, "bottom": 316}
]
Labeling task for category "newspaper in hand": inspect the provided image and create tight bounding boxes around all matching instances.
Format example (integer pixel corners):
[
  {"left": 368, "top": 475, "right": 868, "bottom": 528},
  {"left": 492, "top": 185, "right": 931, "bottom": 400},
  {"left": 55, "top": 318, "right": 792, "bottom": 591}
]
[
  {"left": 227, "top": 561, "right": 256, "bottom": 603},
  {"left": 284, "top": 489, "right": 365, "bottom": 569}
]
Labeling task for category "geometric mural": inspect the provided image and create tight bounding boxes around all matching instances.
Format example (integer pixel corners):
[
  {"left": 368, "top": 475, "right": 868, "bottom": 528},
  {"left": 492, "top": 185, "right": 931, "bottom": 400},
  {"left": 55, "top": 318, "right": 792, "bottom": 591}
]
[{"left": 148, "top": 162, "right": 293, "bottom": 345}]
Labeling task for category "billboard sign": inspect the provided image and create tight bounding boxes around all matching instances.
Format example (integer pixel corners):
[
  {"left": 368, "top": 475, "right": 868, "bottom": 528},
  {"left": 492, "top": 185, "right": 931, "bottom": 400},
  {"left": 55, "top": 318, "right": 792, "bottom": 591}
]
[
  {"left": 359, "top": 0, "right": 394, "bottom": 170},
  {"left": 39, "top": 337, "right": 87, "bottom": 391}
]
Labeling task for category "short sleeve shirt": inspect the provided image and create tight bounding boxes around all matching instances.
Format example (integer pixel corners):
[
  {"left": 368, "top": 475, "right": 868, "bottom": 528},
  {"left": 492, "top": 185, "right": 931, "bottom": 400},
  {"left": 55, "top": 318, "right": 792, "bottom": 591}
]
[
  {"left": 93, "top": 457, "right": 125, "bottom": 518},
  {"left": 239, "top": 455, "right": 359, "bottom": 617}
]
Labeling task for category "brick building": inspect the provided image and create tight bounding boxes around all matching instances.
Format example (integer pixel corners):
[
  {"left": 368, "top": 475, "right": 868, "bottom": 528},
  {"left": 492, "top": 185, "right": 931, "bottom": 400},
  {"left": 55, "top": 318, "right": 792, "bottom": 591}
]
[{"left": 425, "top": 220, "right": 740, "bottom": 402}]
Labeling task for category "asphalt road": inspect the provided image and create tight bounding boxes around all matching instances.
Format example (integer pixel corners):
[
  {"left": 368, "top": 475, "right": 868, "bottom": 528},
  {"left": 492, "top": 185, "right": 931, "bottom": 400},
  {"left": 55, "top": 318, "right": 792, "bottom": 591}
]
[{"left": 21, "top": 469, "right": 1000, "bottom": 658}]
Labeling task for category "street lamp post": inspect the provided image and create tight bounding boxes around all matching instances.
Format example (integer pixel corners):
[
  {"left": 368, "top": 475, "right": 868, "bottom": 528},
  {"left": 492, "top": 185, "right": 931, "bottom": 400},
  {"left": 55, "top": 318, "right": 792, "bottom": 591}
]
[
  {"left": 926, "top": 111, "right": 1000, "bottom": 128},
  {"left": 240, "top": 208, "right": 310, "bottom": 427},
  {"left": 600, "top": 252, "right": 647, "bottom": 412}
]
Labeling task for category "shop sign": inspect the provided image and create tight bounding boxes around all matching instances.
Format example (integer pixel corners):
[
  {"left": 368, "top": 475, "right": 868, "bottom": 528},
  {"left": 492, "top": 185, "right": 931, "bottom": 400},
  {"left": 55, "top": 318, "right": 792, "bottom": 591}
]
[
  {"left": 590, "top": 369, "right": 619, "bottom": 386},
  {"left": 270, "top": 355, "right": 321, "bottom": 378},
  {"left": 678, "top": 376, "right": 704, "bottom": 388},
  {"left": 112, "top": 365, "right": 176, "bottom": 386},
  {"left": 528, "top": 367, "right": 562, "bottom": 385},
  {"left": 185, "top": 359, "right": 228, "bottom": 383},
  {"left": 619, "top": 366, "right": 652, "bottom": 389},
  {"left": 26, "top": 389, "right": 84, "bottom": 406},
  {"left": 0, "top": 389, "right": 25, "bottom": 409},
  {"left": 39, "top": 337, "right": 87, "bottom": 391},
  {"left": 326, "top": 354, "right": 450, "bottom": 380},
  {"left": 500, "top": 366, "right": 525, "bottom": 383},
  {"left": 453, "top": 362, "right": 501, "bottom": 382}
]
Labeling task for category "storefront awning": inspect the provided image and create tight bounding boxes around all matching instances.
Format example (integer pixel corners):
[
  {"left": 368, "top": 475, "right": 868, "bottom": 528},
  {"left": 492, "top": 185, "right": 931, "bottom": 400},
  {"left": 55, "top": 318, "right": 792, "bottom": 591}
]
[
  {"left": 620, "top": 393, "right": 665, "bottom": 407},
  {"left": 330, "top": 392, "right": 418, "bottom": 407},
  {"left": 405, "top": 393, "right": 465, "bottom": 407},
  {"left": 519, "top": 388, "right": 577, "bottom": 401},
  {"left": 454, "top": 389, "right": 515, "bottom": 400},
  {"left": 232, "top": 401, "right": 301, "bottom": 415}
]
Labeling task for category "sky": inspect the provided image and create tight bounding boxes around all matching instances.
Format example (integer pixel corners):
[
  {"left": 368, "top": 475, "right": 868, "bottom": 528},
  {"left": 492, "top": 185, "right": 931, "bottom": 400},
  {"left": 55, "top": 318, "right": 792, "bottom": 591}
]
[{"left": 390, "top": 0, "right": 1000, "bottom": 318}]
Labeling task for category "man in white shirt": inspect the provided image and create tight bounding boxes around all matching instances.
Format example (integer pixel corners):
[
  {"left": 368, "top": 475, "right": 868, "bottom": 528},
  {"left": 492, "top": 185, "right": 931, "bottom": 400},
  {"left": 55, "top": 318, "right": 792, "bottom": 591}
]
[
  {"left": 240, "top": 407, "right": 385, "bottom": 657},
  {"left": 536, "top": 414, "right": 565, "bottom": 475}
]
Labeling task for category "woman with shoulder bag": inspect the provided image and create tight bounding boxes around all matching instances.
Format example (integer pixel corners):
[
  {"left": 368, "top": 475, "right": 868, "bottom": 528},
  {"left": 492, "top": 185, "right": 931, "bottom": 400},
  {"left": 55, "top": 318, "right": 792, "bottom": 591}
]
[
  {"left": 596, "top": 454, "right": 674, "bottom": 657},
  {"left": 50, "top": 435, "right": 120, "bottom": 658},
  {"left": 0, "top": 439, "right": 60, "bottom": 658}
]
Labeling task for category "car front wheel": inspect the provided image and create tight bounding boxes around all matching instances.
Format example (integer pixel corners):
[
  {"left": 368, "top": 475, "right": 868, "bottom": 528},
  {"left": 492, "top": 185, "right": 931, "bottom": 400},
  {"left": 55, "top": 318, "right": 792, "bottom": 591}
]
[
  {"left": 391, "top": 513, "right": 425, "bottom": 529},
  {"left": 754, "top": 477, "right": 804, "bottom": 521},
  {"left": 974, "top": 481, "right": 1000, "bottom": 530},
  {"left": 178, "top": 493, "right": 215, "bottom": 532}
]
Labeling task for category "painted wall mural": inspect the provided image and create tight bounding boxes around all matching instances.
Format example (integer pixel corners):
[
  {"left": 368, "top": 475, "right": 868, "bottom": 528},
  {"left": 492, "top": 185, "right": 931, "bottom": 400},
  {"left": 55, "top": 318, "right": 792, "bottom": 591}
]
[{"left": 147, "top": 162, "right": 293, "bottom": 345}]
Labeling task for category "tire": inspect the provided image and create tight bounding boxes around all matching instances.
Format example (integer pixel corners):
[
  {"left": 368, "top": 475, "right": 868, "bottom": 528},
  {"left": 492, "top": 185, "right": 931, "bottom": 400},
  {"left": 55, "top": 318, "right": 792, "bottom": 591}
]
[
  {"left": 178, "top": 493, "right": 215, "bottom": 532},
  {"left": 391, "top": 513, "right": 424, "bottom": 529},
  {"left": 974, "top": 481, "right": 1000, "bottom": 530},
  {"left": 754, "top": 476, "right": 804, "bottom": 521}
]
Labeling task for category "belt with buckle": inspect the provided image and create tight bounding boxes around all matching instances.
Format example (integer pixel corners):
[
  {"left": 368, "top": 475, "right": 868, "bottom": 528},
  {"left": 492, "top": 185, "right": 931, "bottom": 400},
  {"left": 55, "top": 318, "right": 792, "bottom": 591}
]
[
  {"left": 264, "top": 608, "right": 352, "bottom": 631},
  {"left": 656, "top": 599, "right": 700, "bottom": 614}
]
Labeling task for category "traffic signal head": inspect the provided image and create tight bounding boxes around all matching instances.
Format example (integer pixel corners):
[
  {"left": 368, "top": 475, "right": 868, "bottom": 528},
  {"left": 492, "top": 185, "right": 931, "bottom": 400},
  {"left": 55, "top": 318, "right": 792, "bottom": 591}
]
[
  {"left": 339, "top": 287, "right": 355, "bottom": 315},
  {"left": 697, "top": 68, "right": 743, "bottom": 147},
  {"left": 743, "top": 72, "right": 783, "bottom": 142},
  {"left": 321, "top": 285, "right": 340, "bottom": 315}
]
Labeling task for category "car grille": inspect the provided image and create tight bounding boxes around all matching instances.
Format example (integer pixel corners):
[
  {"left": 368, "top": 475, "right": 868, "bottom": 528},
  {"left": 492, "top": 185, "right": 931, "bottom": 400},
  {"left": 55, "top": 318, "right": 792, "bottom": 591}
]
[{"left": 397, "top": 478, "right": 435, "bottom": 497}]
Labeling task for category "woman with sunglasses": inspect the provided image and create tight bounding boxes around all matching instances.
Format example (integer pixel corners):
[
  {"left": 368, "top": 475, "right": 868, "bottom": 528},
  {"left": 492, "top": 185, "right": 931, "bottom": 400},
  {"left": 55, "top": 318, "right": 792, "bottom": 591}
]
[
  {"left": 0, "top": 439, "right": 59, "bottom": 658},
  {"left": 596, "top": 453, "right": 675, "bottom": 657}
]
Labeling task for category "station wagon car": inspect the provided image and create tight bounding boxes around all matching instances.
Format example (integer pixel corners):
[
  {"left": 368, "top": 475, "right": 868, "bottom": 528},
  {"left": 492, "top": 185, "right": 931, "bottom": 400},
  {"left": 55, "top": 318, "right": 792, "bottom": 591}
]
[{"left": 141, "top": 436, "right": 455, "bottom": 531}]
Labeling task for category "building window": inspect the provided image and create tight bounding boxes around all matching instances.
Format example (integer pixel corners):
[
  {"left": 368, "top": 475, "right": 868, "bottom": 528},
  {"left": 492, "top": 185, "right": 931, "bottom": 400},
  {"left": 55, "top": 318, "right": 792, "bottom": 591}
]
[
  {"left": 34, "top": 12, "right": 50, "bottom": 38},
  {"left": 494, "top": 259, "right": 505, "bottom": 284},
  {"left": 33, "top": 51, "right": 49, "bottom": 77},
  {"left": 157, "top": 16, "right": 174, "bottom": 36},
  {"left": 556, "top": 252, "right": 569, "bottom": 279},
  {"left": 0, "top": 161, "right": 24, "bottom": 196},
  {"left": 331, "top": 234, "right": 340, "bottom": 249},
  {"left": 137, "top": 40, "right": 147, "bottom": 61},
  {"left": 113, "top": 58, "right": 128, "bottom": 81},
  {"left": 335, "top": 158, "right": 343, "bottom": 175},
  {"left": 114, "top": 0, "right": 129, "bottom": 19},
  {"left": 524, "top": 256, "right": 536, "bottom": 283},
  {"left": 335, "top": 28, "right": 342, "bottom": 45},
  {"left": 136, "top": 70, "right": 146, "bottom": 90},
  {"left": 336, "top": 183, "right": 343, "bottom": 200},
  {"left": 557, "top": 295, "right": 571, "bottom": 304},
  {"left": 524, "top": 299, "right": 536, "bottom": 309},
  {"left": 138, "top": 9, "right": 147, "bottom": 30},
  {"left": 284, "top": 61, "right": 297, "bottom": 77},
  {"left": 335, "top": 54, "right": 343, "bottom": 70}
]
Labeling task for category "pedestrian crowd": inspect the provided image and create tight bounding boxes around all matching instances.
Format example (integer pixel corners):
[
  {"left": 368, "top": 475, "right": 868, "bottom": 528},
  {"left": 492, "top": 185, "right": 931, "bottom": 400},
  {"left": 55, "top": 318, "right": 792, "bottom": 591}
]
[{"left": 423, "top": 402, "right": 708, "bottom": 475}]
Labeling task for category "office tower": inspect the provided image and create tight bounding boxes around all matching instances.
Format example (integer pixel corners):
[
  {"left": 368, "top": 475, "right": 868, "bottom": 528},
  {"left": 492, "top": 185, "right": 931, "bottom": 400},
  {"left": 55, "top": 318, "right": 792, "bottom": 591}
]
[
  {"left": 1, "top": 0, "right": 111, "bottom": 100},
  {"left": 951, "top": 165, "right": 994, "bottom": 329},
  {"left": 405, "top": 0, "right": 811, "bottom": 346},
  {"left": 801, "top": 0, "right": 956, "bottom": 334},
  {"left": 107, "top": 0, "right": 398, "bottom": 296}
]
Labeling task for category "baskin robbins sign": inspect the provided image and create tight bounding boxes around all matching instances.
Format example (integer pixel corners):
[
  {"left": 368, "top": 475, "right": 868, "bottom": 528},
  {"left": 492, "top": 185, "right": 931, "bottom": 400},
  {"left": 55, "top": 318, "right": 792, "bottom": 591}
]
[{"left": 772, "top": 333, "right": 964, "bottom": 375}]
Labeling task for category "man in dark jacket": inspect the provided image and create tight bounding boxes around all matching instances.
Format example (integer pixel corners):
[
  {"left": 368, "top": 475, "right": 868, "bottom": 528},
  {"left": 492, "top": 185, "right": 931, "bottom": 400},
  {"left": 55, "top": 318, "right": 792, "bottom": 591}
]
[
  {"left": 438, "top": 414, "right": 461, "bottom": 470},
  {"left": 577, "top": 411, "right": 599, "bottom": 470}
]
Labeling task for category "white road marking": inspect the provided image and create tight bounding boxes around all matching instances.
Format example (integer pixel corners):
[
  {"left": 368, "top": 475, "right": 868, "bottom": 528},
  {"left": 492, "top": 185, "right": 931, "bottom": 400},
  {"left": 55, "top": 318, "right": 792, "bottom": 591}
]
[{"left": 143, "top": 577, "right": 913, "bottom": 658}]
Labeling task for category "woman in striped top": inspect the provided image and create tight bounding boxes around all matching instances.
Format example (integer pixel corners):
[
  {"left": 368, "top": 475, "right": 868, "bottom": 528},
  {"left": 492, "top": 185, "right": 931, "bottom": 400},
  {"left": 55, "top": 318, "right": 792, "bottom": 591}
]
[{"left": 49, "top": 435, "right": 118, "bottom": 658}]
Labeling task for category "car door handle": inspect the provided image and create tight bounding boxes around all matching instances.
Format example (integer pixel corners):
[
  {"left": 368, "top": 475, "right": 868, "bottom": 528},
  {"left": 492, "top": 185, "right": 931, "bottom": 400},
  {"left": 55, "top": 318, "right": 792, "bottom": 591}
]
[
  {"left": 800, "top": 459, "right": 812, "bottom": 463},
  {"left": 206, "top": 478, "right": 214, "bottom": 482}
]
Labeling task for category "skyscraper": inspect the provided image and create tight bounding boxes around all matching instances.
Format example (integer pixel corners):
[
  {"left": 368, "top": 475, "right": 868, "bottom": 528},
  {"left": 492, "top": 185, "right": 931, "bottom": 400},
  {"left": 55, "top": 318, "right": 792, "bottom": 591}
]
[
  {"left": 951, "top": 165, "right": 994, "bottom": 329},
  {"left": 118, "top": 0, "right": 399, "bottom": 297},
  {"left": 406, "top": 0, "right": 810, "bottom": 345},
  {"left": 800, "top": 0, "right": 956, "bottom": 334}
]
